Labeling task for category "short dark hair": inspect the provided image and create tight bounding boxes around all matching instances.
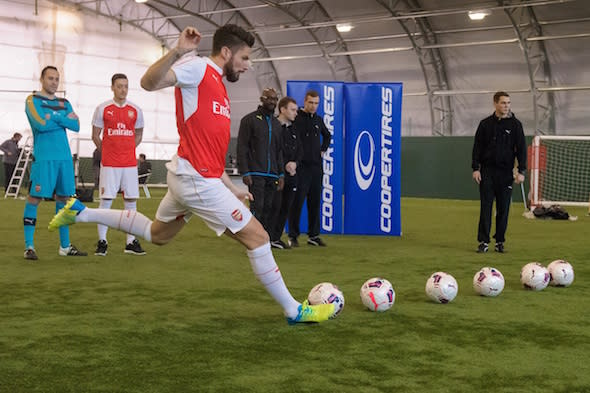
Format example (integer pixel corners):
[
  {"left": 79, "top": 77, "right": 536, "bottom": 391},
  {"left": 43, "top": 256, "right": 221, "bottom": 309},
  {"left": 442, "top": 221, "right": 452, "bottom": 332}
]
[
  {"left": 212, "top": 24, "right": 255, "bottom": 56},
  {"left": 41, "top": 66, "right": 58, "bottom": 78},
  {"left": 139, "top": 153, "right": 146, "bottom": 160},
  {"left": 111, "top": 73, "right": 128, "bottom": 86},
  {"left": 13, "top": 132, "right": 22, "bottom": 139},
  {"left": 278, "top": 96, "right": 297, "bottom": 111},
  {"left": 494, "top": 91, "right": 510, "bottom": 103},
  {"left": 304, "top": 90, "right": 319, "bottom": 100}
]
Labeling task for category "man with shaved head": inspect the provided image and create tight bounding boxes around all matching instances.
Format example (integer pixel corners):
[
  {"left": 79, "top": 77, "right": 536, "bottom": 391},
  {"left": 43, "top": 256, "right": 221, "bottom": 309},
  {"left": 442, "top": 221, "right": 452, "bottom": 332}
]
[{"left": 237, "top": 87, "right": 284, "bottom": 237}]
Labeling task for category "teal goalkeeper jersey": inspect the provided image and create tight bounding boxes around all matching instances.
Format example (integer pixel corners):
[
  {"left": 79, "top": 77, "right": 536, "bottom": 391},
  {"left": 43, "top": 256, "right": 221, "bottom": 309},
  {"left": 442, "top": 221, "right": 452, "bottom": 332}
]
[{"left": 24, "top": 93, "right": 80, "bottom": 161}]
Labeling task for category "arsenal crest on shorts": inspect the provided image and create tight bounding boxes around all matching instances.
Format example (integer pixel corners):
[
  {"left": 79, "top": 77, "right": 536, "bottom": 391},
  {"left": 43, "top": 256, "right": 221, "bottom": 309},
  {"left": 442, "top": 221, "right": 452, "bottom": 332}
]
[{"left": 231, "top": 209, "right": 243, "bottom": 222}]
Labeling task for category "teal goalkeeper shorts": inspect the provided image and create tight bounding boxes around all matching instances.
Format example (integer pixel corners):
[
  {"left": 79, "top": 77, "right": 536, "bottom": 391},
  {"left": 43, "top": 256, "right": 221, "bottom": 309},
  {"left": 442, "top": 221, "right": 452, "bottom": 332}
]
[{"left": 29, "top": 159, "right": 76, "bottom": 198}]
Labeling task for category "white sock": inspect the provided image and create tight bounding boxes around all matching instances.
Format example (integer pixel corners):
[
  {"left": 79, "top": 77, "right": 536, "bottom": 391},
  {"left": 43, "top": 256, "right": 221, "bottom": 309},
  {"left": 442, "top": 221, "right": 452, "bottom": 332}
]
[
  {"left": 77, "top": 208, "right": 152, "bottom": 243},
  {"left": 97, "top": 199, "right": 113, "bottom": 241},
  {"left": 247, "top": 243, "right": 300, "bottom": 318},
  {"left": 124, "top": 200, "right": 137, "bottom": 244}
]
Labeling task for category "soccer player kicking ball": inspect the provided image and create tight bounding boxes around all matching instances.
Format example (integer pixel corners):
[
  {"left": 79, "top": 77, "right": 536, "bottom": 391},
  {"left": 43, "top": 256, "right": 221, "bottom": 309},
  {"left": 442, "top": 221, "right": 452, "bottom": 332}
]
[{"left": 49, "top": 24, "right": 334, "bottom": 324}]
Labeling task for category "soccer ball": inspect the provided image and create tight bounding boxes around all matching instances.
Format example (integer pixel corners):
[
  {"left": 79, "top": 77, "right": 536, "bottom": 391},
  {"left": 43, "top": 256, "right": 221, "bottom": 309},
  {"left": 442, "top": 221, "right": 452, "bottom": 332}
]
[
  {"left": 425, "top": 272, "right": 458, "bottom": 303},
  {"left": 473, "top": 267, "right": 505, "bottom": 297},
  {"left": 547, "top": 259, "right": 575, "bottom": 287},
  {"left": 307, "top": 282, "right": 345, "bottom": 318},
  {"left": 360, "top": 277, "right": 395, "bottom": 312},
  {"left": 520, "top": 262, "right": 550, "bottom": 291}
]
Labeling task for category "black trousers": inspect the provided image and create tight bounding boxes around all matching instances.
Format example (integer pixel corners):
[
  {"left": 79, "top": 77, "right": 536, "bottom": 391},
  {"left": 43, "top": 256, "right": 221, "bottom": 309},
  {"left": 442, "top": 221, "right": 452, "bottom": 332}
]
[
  {"left": 4, "top": 162, "right": 16, "bottom": 190},
  {"left": 270, "top": 173, "right": 297, "bottom": 242},
  {"left": 248, "top": 176, "right": 278, "bottom": 234},
  {"left": 478, "top": 168, "right": 514, "bottom": 244},
  {"left": 289, "top": 164, "right": 322, "bottom": 239}
]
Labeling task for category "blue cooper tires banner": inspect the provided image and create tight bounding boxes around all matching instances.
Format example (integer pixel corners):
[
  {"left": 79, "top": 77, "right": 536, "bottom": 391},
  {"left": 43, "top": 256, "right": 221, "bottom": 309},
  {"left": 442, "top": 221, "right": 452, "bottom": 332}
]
[
  {"left": 286, "top": 81, "right": 345, "bottom": 234},
  {"left": 343, "top": 83, "right": 402, "bottom": 235}
]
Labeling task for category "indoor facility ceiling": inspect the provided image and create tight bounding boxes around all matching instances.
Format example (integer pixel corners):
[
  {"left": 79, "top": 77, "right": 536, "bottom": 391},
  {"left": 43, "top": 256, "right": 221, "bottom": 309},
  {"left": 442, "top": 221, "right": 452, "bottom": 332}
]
[{"left": 44, "top": 0, "right": 590, "bottom": 135}]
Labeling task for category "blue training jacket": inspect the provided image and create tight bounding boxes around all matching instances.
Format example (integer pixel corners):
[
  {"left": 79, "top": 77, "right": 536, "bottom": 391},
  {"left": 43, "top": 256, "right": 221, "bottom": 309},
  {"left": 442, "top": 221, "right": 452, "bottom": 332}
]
[{"left": 24, "top": 93, "right": 80, "bottom": 161}]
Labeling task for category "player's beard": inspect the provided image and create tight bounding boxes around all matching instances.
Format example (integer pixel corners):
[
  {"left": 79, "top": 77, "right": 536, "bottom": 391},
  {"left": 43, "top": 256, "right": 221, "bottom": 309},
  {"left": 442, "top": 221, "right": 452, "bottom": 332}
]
[{"left": 224, "top": 56, "right": 241, "bottom": 83}]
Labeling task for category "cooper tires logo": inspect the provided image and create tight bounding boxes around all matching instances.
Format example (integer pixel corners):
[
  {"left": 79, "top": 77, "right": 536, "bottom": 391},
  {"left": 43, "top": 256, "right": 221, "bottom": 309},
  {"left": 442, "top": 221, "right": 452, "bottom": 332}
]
[{"left": 354, "top": 130, "right": 375, "bottom": 190}]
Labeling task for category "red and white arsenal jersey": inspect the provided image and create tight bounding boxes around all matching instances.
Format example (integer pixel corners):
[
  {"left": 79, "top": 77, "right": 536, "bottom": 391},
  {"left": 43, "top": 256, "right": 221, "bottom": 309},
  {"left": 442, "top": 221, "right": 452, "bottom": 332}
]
[
  {"left": 92, "top": 100, "right": 144, "bottom": 167},
  {"left": 171, "top": 56, "right": 230, "bottom": 178}
]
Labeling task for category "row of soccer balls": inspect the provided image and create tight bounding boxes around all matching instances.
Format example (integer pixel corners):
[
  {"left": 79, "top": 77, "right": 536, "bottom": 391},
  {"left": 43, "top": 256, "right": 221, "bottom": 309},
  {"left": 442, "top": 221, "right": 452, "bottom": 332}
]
[{"left": 308, "top": 259, "right": 575, "bottom": 318}]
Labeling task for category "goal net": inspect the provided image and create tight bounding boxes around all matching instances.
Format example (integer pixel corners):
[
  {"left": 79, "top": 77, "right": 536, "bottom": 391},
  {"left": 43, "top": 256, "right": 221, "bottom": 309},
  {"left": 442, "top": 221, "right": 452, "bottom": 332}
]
[{"left": 530, "top": 135, "right": 590, "bottom": 208}]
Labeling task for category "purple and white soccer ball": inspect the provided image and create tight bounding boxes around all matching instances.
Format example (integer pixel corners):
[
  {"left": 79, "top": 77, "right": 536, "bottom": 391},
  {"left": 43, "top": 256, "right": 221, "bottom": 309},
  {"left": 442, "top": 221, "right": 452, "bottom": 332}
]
[
  {"left": 360, "top": 277, "right": 395, "bottom": 312},
  {"left": 307, "top": 282, "right": 345, "bottom": 318},
  {"left": 547, "top": 259, "right": 575, "bottom": 287},
  {"left": 425, "top": 272, "right": 458, "bottom": 304},
  {"left": 473, "top": 267, "right": 505, "bottom": 297},
  {"left": 520, "top": 262, "right": 550, "bottom": 291}
]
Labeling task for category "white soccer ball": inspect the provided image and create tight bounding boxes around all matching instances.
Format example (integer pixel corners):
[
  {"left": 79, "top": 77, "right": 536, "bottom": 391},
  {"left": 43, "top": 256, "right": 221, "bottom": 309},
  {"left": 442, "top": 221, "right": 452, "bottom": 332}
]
[
  {"left": 360, "top": 277, "right": 395, "bottom": 312},
  {"left": 473, "top": 267, "right": 505, "bottom": 297},
  {"left": 520, "top": 262, "right": 550, "bottom": 291},
  {"left": 307, "top": 282, "right": 345, "bottom": 318},
  {"left": 547, "top": 259, "right": 575, "bottom": 287},
  {"left": 425, "top": 272, "right": 458, "bottom": 304}
]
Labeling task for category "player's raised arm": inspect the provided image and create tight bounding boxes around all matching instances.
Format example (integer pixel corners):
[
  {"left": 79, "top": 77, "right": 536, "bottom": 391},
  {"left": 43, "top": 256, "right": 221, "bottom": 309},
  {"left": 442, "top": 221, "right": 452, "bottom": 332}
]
[{"left": 141, "top": 26, "right": 202, "bottom": 91}]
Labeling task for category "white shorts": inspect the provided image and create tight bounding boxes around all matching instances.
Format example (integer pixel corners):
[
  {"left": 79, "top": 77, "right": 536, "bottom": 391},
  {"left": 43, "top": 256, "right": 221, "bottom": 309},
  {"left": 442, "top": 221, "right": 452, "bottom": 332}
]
[
  {"left": 99, "top": 166, "right": 140, "bottom": 199},
  {"left": 155, "top": 170, "right": 252, "bottom": 236}
]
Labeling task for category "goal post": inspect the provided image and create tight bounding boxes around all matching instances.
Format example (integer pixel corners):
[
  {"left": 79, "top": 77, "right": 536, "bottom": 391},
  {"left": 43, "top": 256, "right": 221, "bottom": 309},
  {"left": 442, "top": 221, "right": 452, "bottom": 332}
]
[{"left": 530, "top": 135, "right": 590, "bottom": 208}]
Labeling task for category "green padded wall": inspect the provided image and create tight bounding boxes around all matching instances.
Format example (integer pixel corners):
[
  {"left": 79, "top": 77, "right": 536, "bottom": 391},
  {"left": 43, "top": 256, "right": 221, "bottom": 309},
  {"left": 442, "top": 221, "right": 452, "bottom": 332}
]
[{"left": 3, "top": 136, "right": 529, "bottom": 202}]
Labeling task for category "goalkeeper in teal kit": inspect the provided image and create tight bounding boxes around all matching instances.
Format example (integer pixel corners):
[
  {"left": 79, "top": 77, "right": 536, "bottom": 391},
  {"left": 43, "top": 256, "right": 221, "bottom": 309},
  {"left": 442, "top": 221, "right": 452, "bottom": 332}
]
[{"left": 23, "top": 66, "right": 87, "bottom": 260}]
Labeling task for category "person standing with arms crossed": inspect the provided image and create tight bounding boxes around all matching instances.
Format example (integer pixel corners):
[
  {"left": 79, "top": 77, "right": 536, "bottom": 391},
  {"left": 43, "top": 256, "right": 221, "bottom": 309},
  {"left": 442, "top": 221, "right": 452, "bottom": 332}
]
[
  {"left": 288, "top": 90, "right": 331, "bottom": 247},
  {"left": 472, "top": 91, "right": 526, "bottom": 253},
  {"left": 237, "top": 87, "right": 284, "bottom": 234},
  {"left": 269, "top": 97, "right": 301, "bottom": 249},
  {"left": 92, "top": 73, "right": 146, "bottom": 256},
  {"left": 23, "top": 66, "right": 87, "bottom": 260},
  {"left": 50, "top": 25, "right": 334, "bottom": 324},
  {"left": 1, "top": 132, "right": 22, "bottom": 193}
]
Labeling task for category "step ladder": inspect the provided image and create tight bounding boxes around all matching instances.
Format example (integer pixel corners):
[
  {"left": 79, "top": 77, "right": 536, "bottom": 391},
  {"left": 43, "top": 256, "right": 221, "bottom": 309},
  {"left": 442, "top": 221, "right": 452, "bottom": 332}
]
[{"left": 4, "top": 136, "right": 33, "bottom": 199}]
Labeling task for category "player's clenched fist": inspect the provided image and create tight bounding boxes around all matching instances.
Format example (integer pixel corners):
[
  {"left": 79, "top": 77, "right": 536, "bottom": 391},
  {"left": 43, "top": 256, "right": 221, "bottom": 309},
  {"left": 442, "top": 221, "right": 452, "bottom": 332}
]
[{"left": 178, "top": 27, "right": 201, "bottom": 53}]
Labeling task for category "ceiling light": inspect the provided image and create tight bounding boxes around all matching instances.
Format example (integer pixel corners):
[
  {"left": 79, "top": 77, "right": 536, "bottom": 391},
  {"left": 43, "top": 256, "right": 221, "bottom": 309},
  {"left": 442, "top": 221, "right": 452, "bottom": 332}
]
[
  {"left": 468, "top": 10, "right": 491, "bottom": 21},
  {"left": 336, "top": 23, "right": 353, "bottom": 33},
  {"left": 135, "top": 0, "right": 148, "bottom": 3}
]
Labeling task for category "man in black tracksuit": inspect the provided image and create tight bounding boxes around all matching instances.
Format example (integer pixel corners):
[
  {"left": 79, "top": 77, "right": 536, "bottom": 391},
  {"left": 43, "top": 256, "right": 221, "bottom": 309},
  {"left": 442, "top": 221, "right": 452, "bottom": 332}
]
[
  {"left": 288, "top": 90, "right": 331, "bottom": 247},
  {"left": 472, "top": 91, "right": 526, "bottom": 253},
  {"left": 269, "top": 96, "right": 302, "bottom": 249},
  {"left": 237, "top": 88, "right": 284, "bottom": 233}
]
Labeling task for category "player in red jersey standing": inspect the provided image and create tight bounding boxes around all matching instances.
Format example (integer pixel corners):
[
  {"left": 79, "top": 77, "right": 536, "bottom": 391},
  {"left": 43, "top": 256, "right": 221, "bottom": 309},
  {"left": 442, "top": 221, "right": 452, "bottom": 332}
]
[
  {"left": 92, "top": 73, "right": 146, "bottom": 256},
  {"left": 50, "top": 24, "right": 334, "bottom": 324}
]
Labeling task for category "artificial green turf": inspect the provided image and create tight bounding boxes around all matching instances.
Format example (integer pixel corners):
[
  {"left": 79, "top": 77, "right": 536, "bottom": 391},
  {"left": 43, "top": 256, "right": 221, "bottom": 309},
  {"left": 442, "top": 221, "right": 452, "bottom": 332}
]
[{"left": 1, "top": 192, "right": 589, "bottom": 392}]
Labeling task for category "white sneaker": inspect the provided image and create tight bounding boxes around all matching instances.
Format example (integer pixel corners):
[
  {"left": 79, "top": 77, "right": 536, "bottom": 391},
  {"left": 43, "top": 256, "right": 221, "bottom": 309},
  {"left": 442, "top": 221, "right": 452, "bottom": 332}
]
[{"left": 59, "top": 244, "right": 88, "bottom": 256}]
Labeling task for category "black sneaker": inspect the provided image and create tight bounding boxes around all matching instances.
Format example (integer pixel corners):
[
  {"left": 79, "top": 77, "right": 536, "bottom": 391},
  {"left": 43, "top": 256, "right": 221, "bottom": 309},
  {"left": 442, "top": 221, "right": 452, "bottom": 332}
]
[
  {"left": 476, "top": 242, "right": 489, "bottom": 253},
  {"left": 125, "top": 239, "right": 146, "bottom": 255},
  {"left": 59, "top": 244, "right": 88, "bottom": 256},
  {"left": 288, "top": 237, "right": 299, "bottom": 248},
  {"left": 307, "top": 237, "right": 327, "bottom": 247},
  {"left": 495, "top": 242, "right": 505, "bottom": 253},
  {"left": 24, "top": 248, "right": 38, "bottom": 260},
  {"left": 271, "top": 240, "right": 291, "bottom": 250},
  {"left": 95, "top": 240, "right": 108, "bottom": 256},
  {"left": 271, "top": 240, "right": 284, "bottom": 249},
  {"left": 278, "top": 239, "right": 290, "bottom": 249}
]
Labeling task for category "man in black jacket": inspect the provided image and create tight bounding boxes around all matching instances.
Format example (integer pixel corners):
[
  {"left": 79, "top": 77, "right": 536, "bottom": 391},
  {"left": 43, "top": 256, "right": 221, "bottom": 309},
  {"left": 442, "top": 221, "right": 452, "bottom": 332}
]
[
  {"left": 288, "top": 90, "right": 331, "bottom": 247},
  {"left": 270, "top": 96, "right": 302, "bottom": 249},
  {"left": 237, "top": 88, "right": 284, "bottom": 233},
  {"left": 472, "top": 91, "right": 526, "bottom": 253}
]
